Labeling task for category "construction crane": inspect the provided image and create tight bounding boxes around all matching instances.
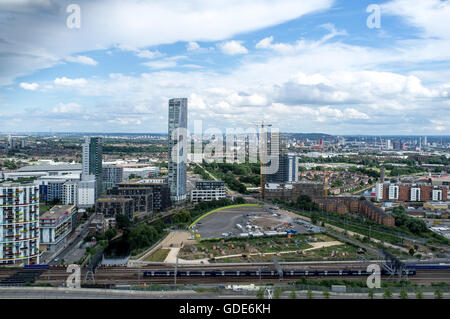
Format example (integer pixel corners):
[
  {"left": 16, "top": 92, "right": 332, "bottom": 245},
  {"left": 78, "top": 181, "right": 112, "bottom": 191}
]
[
  {"left": 252, "top": 121, "right": 272, "bottom": 200},
  {"left": 320, "top": 137, "right": 329, "bottom": 197}
]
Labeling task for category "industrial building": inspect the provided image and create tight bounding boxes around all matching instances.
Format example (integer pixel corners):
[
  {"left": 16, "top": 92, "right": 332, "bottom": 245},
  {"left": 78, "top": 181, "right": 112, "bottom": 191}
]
[
  {"left": 2, "top": 163, "right": 82, "bottom": 180},
  {"left": 0, "top": 182, "right": 40, "bottom": 265}
]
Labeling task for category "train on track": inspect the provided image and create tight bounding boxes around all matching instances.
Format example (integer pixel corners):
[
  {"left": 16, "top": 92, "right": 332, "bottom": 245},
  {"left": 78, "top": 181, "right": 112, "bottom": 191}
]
[{"left": 142, "top": 268, "right": 417, "bottom": 277}]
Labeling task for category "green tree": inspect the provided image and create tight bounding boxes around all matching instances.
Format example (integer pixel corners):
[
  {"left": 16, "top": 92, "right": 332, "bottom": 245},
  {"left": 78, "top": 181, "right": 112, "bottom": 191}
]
[
  {"left": 173, "top": 210, "right": 191, "bottom": 224},
  {"left": 434, "top": 289, "right": 443, "bottom": 299},
  {"left": 323, "top": 290, "right": 330, "bottom": 299},
  {"left": 289, "top": 289, "right": 296, "bottom": 299},
  {"left": 399, "top": 290, "right": 408, "bottom": 299},
  {"left": 274, "top": 288, "right": 282, "bottom": 299},
  {"left": 416, "top": 289, "right": 423, "bottom": 299},
  {"left": 311, "top": 212, "right": 319, "bottom": 225},
  {"left": 116, "top": 214, "right": 131, "bottom": 230},
  {"left": 368, "top": 289, "right": 375, "bottom": 299},
  {"left": 256, "top": 288, "right": 264, "bottom": 299},
  {"left": 383, "top": 289, "right": 393, "bottom": 299},
  {"left": 307, "top": 289, "right": 314, "bottom": 299},
  {"left": 105, "top": 228, "right": 117, "bottom": 242}
]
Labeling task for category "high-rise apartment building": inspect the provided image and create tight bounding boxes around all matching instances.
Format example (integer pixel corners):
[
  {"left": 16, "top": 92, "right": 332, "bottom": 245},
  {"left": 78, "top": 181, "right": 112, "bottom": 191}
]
[
  {"left": 264, "top": 132, "right": 298, "bottom": 184},
  {"left": 168, "top": 98, "right": 188, "bottom": 202},
  {"left": 102, "top": 164, "right": 124, "bottom": 193},
  {"left": 82, "top": 137, "right": 103, "bottom": 200},
  {"left": 0, "top": 182, "right": 40, "bottom": 265}
]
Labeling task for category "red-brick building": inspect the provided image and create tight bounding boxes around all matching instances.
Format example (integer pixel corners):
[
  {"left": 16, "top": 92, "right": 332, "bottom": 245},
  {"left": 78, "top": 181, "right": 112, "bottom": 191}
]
[
  {"left": 376, "top": 183, "right": 448, "bottom": 202},
  {"left": 312, "top": 197, "right": 395, "bottom": 227}
]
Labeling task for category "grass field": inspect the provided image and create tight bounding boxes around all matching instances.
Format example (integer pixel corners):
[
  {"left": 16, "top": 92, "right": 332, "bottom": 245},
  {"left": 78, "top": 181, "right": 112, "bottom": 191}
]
[{"left": 144, "top": 248, "right": 170, "bottom": 262}]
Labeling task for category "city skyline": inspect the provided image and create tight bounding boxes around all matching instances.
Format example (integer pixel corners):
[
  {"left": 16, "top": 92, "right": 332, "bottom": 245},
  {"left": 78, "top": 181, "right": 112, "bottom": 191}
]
[{"left": 0, "top": 0, "right": 449, "bottom": 135}]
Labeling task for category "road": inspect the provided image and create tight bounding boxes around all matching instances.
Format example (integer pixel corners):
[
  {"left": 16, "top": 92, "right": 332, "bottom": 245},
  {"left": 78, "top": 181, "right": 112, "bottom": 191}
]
[
  {"left": 0, "top": 287, "right": 447, "bottom": 299},
  {"left": 46, "top": 216, "right": 93, "bottom": 265},
  {"left": 0, "top": 287, "right": 208, "bottom": 299}
]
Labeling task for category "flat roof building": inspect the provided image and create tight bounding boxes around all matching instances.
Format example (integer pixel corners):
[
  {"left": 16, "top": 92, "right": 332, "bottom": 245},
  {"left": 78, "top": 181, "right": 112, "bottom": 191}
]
[{"left": 39, "top": 205, "right": 76, "bottom": 253}]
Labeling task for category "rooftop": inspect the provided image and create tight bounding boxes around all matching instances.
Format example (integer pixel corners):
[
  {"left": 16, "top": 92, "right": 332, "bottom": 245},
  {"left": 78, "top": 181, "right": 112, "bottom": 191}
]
[
  {"left": 16, "top": 164, "right": 82, "bottom": 172},
  {"left": 97, "top": 197, "right": 133, "bottom": 203},
  {"left": 0, "top": 181, "right": 37, "bottom": 187},
  {"left": 120, "top": 178, "right": 167, "bottom": 185},
  {"left": 40, "top": 205, "right": 75, "bottom": 220}
]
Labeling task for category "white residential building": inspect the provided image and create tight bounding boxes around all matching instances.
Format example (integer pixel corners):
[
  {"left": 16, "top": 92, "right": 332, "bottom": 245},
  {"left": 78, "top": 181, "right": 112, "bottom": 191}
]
[{"left": 0, "top": 182, "right": 40, "bottom": 265}]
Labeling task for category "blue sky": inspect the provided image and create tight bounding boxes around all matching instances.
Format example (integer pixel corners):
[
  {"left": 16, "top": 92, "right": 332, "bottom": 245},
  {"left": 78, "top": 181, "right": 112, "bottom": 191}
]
[{"left": 0, "top": 0, "right": 449, "bottom": 134}]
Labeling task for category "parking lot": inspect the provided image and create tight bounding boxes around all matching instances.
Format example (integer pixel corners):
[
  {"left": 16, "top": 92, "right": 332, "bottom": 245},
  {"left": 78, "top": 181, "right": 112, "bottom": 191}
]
[{"left": 190, "top": 205, "right": 318, "bottom": 240}]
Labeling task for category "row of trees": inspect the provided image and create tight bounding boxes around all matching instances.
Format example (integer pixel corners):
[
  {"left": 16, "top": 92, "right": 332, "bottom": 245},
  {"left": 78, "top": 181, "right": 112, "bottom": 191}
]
[{"left": 391, "top": 206, "right": 428, "bottom": 235}]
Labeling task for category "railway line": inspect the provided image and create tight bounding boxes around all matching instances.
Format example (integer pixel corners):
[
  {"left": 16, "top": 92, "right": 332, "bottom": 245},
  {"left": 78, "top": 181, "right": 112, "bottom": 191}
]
[{"left": 1, "top": 262, "right": 448, "bottom": 287}]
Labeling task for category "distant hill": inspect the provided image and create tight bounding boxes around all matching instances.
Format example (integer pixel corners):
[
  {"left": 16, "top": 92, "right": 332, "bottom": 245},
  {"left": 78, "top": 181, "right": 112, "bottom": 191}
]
[{"left": 285, "top": 133, "right": 334, "bottom": 140}]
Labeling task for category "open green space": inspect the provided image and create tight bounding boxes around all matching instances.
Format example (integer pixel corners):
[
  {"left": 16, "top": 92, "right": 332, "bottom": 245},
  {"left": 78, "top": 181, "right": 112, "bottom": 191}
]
[
  {"left": 144, "top": 248, "right": 170, "bottom": 262},
  {"left": 178, "top": 233, "right": 372, "bottom": 262}
]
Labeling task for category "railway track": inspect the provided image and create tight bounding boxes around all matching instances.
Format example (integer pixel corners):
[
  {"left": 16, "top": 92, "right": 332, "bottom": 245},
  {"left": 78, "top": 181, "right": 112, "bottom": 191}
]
[
  {"left": 2, "top": 262, "right": 448, "bottom": 287},
  {"left": 26, "top": 266, "right": 449, "bottom": 286}
]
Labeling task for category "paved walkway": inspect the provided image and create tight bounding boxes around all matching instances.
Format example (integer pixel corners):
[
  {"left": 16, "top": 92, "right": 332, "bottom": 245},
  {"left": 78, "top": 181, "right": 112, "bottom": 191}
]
[
  {"left": 137, "top": 231, "right": 196, "bottom": 262},
  {"left": 164, "top": 247, "right": 210, "bottom": 264},
  {"left": 213, "top": 240, "right": 342, "bottom": 260}
]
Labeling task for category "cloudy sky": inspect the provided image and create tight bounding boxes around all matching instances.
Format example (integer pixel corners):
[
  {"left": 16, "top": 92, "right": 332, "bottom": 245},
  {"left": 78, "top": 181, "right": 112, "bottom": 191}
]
[{"left": 0, "top": 0, "right": 449, "bottom": 135}]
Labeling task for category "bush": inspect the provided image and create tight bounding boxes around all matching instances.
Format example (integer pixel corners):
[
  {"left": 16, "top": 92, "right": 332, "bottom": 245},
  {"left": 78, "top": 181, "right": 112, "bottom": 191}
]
[
  {"left": 289, "top": 289, "right": 296, "bottom": 299},
  {"left": 256, "top": 288, "right": 264, "bottom": 299},
  {"left": 399, "top": 290, "right": 408, "bottom": 299},
  {"left": 416, "top": 289, "right": 423, "bottom": 299},
  {"left": 274, "top": 288, "right": 282, "bottom": 299},
  {"left": 383, "top": 289, "right": 393, "bottom": 299}
]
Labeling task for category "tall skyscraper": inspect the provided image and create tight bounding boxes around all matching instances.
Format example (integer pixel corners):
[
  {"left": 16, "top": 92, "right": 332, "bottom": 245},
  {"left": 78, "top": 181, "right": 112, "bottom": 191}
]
[
  {"left": 265, "top": 153, "right": 298, "bottom": 183},
  {"left": 263, "top": 132, "right": 298, "bottom": 183},
  {"left": 81, "top": 137, "right": 103, "bottom": 200},
  {"left": 168, "top": 98, "right": 188, "bottom": 202}
]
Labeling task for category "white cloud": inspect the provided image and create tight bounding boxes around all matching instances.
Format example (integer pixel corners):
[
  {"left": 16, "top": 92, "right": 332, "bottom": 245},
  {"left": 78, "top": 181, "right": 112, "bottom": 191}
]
[
  {"left": 255, "top": 24, "right": 347, "bottom": 54},
  {"left": 136, "top": 50, "right": 164, "bottom": 59},
  {"left": 54, "top": 77, "right": 87, "bottom": 87},
  {"left": 218, "top": 40, "right": 249, "bottom": 55},
  {"left": 141, "top": 56, "right": 186, "bottom": 69},
  {"left": 52, "top": 102, "right": 83, "bottom": 114},
  {"left": 382, "top": 0, "right": 450, "bottom": 39},
  {"left": 256, "top": 36, "right": 274, "bottom": 49},
  {"left": 65, "top": 55, "right": 98, "bottom": 66},
  {"left": 19, "top": 82, "right": 39, "bottom": 91},
  {"left": 186, "top": 42, "right": 201, "bottom": 51},
  {"left": 0, "top": 0, "right": 333, "bottom": 86}
]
